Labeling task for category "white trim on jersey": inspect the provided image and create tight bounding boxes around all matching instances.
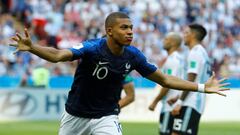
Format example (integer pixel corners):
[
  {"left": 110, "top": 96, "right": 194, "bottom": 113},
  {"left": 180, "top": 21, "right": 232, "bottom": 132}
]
[
  {"left": 183, "top": 44, "right": 210, "bottom": 114},
  {"left": 72, "top": 43, "right": 84, "bottom": 49},
  {"left": 161, "top": 51, "right": 184, "bottom": 113}
]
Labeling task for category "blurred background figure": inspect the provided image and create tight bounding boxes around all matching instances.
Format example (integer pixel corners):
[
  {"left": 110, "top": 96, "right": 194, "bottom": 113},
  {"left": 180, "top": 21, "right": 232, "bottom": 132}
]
[{"left": 31, "top": 63, "right": 50, "bottom": 88}]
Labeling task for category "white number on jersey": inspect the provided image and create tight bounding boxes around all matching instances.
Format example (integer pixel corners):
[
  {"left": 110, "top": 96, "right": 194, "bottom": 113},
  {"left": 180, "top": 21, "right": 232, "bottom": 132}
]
[
  {"left": 173, "top": 119, "right": 183, "bottom": 131},
  {"left": 92, "top": 65, "right": 108, "bottom": 80}
]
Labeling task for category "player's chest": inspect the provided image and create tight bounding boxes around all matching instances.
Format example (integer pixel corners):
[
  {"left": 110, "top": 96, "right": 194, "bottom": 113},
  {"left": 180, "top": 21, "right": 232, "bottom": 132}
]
[{"left": 83, "top": 54, "right": 133, "bottom": 80}]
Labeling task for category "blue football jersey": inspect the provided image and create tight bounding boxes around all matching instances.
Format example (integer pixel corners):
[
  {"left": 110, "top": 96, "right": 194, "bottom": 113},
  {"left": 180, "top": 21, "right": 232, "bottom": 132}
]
[{"left": 66, "top": 38, "right": 157, "bottom": 118}]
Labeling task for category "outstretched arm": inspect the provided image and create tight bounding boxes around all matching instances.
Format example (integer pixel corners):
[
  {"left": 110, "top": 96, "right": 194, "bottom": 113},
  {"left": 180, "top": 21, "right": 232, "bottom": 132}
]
[
  {"left": 10, "top": 29, "right": 73, "bottom": 63},
  {"left": 149, "top": 87, "right": 169, "bottom": 111},
  {"left": 119, "top": 82, "right": 135, "bottom": 109},
  {"left": 146, "top": 69, "right": 229, "bottom": 96}
]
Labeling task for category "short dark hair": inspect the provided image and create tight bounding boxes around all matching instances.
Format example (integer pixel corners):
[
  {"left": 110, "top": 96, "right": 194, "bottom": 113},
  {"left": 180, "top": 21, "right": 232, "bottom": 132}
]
[
  {"left": 105, "top": 12, "right": 130, "bottom": 29},
  {"left": 189, "top": 24, "right": 207, "bottom": 41}
]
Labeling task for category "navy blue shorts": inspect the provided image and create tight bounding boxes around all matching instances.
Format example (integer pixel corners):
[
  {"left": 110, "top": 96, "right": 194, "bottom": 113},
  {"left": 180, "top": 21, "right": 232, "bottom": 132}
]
[
  {"left": 172, "top": 106, "right": 201, "bottom": 135},
  {"left": 159, "top": 112, "right": 174, "bottom": 135}
]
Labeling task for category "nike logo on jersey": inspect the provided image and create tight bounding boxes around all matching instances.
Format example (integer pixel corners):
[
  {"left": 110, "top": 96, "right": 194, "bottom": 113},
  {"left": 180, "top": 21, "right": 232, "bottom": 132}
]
[{"left": 98, "top": 61, "right": 109, "bottom": 65}]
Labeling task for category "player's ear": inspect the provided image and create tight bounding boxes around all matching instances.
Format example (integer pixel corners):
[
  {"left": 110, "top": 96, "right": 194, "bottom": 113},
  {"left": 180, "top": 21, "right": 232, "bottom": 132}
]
[
  {"left": 106, "top": 27, "right": 113, "bottom": 36},
  {"left": 191, "top": 30, "right": 197, "bottom": 39}
]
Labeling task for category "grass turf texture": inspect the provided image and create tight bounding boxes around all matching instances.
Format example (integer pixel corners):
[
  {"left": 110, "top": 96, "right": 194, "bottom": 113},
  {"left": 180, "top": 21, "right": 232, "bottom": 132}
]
[{"left": 0, "top": 121, "right": 239, "bottom": 135}]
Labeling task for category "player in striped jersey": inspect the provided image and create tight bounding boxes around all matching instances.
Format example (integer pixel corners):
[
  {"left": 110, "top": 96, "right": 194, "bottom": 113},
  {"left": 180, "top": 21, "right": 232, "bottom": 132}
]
[
  {"left": 170, "top": 24, "right": 211, "bottom": 135},
  {"left": 149, "top": 32, "right": 184, "bottom": 135}
]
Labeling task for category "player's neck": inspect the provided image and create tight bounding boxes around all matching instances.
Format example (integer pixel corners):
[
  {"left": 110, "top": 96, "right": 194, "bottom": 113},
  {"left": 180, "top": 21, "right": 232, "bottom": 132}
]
[
  {"left": 189, "top": 40, "right": 201, "bottom": 50},
  {"left": 106, "top": 38, "right": 124, "bottom": 56},
  {"left": 167, "top": 48, "right": 177, "bottom": 55}
]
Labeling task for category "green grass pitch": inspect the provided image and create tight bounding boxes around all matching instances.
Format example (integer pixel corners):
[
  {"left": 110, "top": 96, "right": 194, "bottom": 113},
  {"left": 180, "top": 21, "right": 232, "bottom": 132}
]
[{"left": 0, "top": 121, "right": 239, "bottom": 135}]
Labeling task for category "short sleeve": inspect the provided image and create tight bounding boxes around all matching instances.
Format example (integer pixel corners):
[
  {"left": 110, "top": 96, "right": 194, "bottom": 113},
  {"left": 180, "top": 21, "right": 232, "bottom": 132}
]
[
  {"left": 134, "top": 49, "right": 157, "bottom": 77},
  {"left": 163, "top": 55, "right": 180, "bottom": 76},
  {"left": 123, "top": 75, "right": 133, "bottom": 85},
  {"left": 69, "top": 40, "right": 93, "bottom": 60},
  {"left": 166, "top": 64, "right": 178, "bottom": 76},
  {"left": 187, "top": 52, "right": 202, "bottom": 74}
]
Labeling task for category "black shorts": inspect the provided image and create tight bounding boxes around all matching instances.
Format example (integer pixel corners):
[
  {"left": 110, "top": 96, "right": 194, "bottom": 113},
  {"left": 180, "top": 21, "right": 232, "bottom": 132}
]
[
  {"left": 172, "top": 106, "right": 201, "bottom": 135},
  {"left": 159, "top": 112, "right": 174, "bottom": 135}
]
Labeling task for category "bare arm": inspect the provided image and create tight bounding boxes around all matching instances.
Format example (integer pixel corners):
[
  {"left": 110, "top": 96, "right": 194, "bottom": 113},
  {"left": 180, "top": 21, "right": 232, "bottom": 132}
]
[
  {"left": 146, "top": 69, "right": 229, "bottom": 96},
  {"left": 10, "top": 29, "right": 73, "bottom": 63},
  {"left": 149, "top": 87, "right": 169, "bottom": 111},
  {"left": 29, "top": 45, "right": 73, "bottom": 62},
  {"left": 146, "top": 69, "right": 198, "bottom": 92},
  {"left": 152, "top": 87, "right": 169, "bottom": 103},
  {"left": 118, "top": 82, "right": 135, "bottom": 109},
  {"left": 180, "top": 73, "right": 197, "bottom": 101}
]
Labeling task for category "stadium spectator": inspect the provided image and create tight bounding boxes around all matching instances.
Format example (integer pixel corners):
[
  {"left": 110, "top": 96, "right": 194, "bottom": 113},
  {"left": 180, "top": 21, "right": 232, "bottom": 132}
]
[
  {"left": 32, "top": 63, "right": 50, "bottom": 88},
  {"left": 0, "top": 55, "right": 7, "bottom": 76}
]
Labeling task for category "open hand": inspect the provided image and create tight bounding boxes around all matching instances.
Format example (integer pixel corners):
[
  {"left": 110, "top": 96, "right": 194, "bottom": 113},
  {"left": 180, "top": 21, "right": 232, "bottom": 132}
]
[
  {"left": 10, "top": 28, "right": 32, "bottom": 54},
  {"left": 204, "top": 72, "right": 230, "bottom": 96}
]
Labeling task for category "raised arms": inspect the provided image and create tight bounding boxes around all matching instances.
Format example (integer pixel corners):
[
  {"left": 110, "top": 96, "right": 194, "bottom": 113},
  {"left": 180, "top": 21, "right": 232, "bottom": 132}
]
[
  {"left": 10, "top": 29, "right": 73, "bottom": 63},
  {"left": 146, "top": 69, "right": 229, "bottom": 96}
]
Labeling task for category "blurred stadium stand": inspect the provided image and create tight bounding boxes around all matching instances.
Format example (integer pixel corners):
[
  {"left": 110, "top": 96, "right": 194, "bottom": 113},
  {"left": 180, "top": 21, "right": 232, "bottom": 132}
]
[
  {"left": 0, "top": 75, "right": 21, "bottom": 88},
  {"left": 0, "top": 0, "right": 239, "bottom": 89},
  {"left": 0, "top": 76, "right": 239, "bottom": 89}
]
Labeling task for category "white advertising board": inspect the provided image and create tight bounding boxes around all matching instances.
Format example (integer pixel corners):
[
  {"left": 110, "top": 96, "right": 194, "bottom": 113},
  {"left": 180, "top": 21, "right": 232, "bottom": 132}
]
[
  {"left": 0, "top": 88, "right": 239, "bottom": 122},
  {"left": 0, "top": 89, "right": 67, "bottom": 121},
  {"left": 119, "top": 88, "right": 240, "bottom": 122}
]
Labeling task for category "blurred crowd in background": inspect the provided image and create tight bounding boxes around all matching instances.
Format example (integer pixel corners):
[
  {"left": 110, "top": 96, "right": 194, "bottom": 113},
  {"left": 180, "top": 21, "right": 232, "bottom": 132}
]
[{"left": 0, "top": 0, "right": 239, "bottom": 87}]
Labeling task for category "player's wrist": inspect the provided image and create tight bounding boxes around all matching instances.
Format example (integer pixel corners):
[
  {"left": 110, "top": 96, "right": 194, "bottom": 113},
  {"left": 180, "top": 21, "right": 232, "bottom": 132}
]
[
  {"left": 175, "top": 99, "right": 183, "bottom": 105},
  {"left": 29, "top": 44, "right": 35, "bottom": 52},
  {"left": 198, "top": 83, "right": 205, "bottom": 93},
  {"left": 172, "top": 99, "right": 183, "bottom": 108}
]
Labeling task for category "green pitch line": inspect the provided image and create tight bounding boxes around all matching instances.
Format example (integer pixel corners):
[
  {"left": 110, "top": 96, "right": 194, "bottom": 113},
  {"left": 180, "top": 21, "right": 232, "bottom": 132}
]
[{"left": 0, "top": 121, "right": 240, "bottom": 135}]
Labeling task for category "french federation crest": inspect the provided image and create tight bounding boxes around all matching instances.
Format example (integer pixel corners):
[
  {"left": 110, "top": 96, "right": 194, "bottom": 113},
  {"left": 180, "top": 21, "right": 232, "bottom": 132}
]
[
  {"left": 123, "top": 63, "right": 131, "bottom": 77},
  {"left": 125, "top": 63, "right": 131, "bottom": 70}
]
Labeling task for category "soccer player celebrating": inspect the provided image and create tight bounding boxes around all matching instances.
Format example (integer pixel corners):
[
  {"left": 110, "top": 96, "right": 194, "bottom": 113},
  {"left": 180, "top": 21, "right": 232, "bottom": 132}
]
[
  {"left": 170, "top": 24, "right": 213, "bottom": 135},
  {"left": 10, "top": 12, "right": 229, "bottom": 135},
  {"left": 149, "top": 32, "right": 185, "bottom": 135}
]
